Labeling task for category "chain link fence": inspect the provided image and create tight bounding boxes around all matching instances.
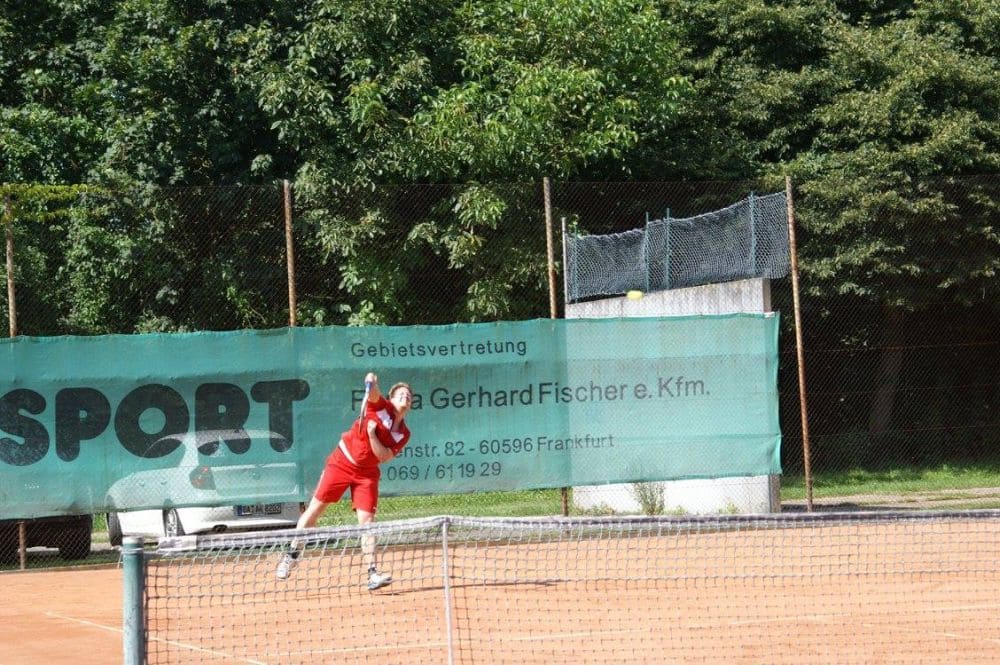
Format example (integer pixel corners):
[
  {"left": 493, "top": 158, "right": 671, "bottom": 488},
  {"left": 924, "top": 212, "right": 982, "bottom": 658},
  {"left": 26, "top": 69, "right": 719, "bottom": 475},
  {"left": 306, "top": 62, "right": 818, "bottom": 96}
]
[{"left": 2, "top": 176, "right": 998, "bottom": 566}]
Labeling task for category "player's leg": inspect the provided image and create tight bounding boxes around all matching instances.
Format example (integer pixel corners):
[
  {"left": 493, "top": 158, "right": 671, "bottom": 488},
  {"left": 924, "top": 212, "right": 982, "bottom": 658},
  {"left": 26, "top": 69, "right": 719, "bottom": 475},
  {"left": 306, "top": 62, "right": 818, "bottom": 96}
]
[
  {"left": 276, "top": 498, "right": 330, "bottom": 579},
  {"left": 352, "top": 473, "right": 391, "bottom": 590},
  {"left": 292, "top": 496, "right": 332, "bottom": 539},
  {"left": 277, "top": 467, "right": 347, "bottom": 579},
  {"left": 356, "top": 508, "right": 378, "bottom": 572}
]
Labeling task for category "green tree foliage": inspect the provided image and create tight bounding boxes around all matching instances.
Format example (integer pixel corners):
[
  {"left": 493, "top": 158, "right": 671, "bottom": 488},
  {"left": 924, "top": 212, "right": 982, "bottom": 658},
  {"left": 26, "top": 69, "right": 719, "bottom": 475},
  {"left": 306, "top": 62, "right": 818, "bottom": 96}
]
[
  {"left": 92, "top": 0, "right": 282, "bottom": 186},
  {"left": 0, "top": 184, "right": 104, "bottom": 335},
  {"left": 3, "top": 3, "right": 298, "bottom": 333},
  {"left": 1, "top": 0, "right": 998, "bottom": 332},
  {"left": 781, "top": 2, "right": 1000, "bottom": 443},
  {"left": 787, "top": 5, "right": 1000, "bottom": 305},
  {"left": 656, "top": 0, "right": 834, "bottom": 178},
  {"left": 660, "top": 0, "right": 999, "bottom": 458},
  {"left": 3, "top": 0, "right": 691, "bottom": 329},
  {"left": 0, "top": 2, "right": 106, "bottom": 183},
  {"left": 665, "top": 0, "right": 1000, "bottom": 305},
  {"left": 232, "top": 0, "right": 689, "bottom": 323}
]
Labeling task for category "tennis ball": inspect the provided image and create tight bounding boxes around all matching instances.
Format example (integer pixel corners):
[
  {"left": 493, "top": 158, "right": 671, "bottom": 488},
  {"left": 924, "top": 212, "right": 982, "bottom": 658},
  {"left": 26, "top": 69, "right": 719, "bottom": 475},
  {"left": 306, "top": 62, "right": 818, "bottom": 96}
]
[{"left": 626, "top": 290, "right": 643, "bottom": 300}]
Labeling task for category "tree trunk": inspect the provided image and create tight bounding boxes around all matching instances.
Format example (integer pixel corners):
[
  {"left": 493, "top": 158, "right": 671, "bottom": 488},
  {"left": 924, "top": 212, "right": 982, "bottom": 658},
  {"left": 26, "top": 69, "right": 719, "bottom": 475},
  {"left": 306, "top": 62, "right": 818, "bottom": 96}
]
[{"left": 868, "top": 306, "right": 906, "bottom": 436}]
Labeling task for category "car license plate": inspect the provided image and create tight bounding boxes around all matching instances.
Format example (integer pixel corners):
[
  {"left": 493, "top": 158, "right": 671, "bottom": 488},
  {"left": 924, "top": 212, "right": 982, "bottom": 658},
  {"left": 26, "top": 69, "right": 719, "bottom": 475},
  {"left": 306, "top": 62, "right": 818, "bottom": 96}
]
[{"left": 235, "top": 503, "right": 283, "bottom": 517}]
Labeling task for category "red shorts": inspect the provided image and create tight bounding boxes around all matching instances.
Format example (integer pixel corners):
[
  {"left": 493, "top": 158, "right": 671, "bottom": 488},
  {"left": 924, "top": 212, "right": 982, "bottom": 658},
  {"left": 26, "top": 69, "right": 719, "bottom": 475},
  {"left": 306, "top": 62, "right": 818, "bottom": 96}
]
[{"left": 313, "top": 445, "right": 381, "bottom": 513}]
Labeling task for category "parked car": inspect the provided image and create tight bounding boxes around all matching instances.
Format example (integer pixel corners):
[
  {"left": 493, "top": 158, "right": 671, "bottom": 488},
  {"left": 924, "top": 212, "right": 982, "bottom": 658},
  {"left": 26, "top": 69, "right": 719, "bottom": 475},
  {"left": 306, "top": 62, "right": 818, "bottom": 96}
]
[
  {"left": 107, "top": 502, "right": 301, "bottom": 545},
  {"left": 0, "top": 514, "right": 93, "bottom": 563},
  {"left": 104, "top": 429, "right": 303, "bottom": 546}
]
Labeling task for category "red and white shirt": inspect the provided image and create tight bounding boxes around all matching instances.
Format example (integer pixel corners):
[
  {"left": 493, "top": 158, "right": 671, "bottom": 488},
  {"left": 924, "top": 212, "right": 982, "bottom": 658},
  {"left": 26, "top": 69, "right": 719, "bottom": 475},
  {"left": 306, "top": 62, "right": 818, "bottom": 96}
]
[{"left": 339, "top": 395, "right": 410, "bottom": 469}]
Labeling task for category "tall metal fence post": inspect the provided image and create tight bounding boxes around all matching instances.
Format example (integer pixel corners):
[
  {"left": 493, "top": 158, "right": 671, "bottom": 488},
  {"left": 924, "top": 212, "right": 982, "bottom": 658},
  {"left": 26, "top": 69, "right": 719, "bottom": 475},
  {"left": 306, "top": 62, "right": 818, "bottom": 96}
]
[
  {"left": 561, "top": 216, "right": 570, "bottom": 307},
  {"left": 4, "top": 193, "right": 26, "bottom": 569},
  {"left": 4, "top": 193, "right": 15, "bottom": 338},
  {"left": 642, "top": 212, "right": 651, "bottom": 293},
  {"left": 785, "top": 176, "right": 814, "bottom": 512},
  {"left": 122, "top": 536, "right": 146, "bottom": 665},
  {"left": 544, "top": 178, "right": 570, "bottom": 517},
  {"left": 283, "top": 179, "right": 298, "bottom": 328},
  {"left": 543, "top": 177, "right": 558, "bottom": 320},
  {"left": 664, "top": 208, "right": 671, "bottom": 290}
]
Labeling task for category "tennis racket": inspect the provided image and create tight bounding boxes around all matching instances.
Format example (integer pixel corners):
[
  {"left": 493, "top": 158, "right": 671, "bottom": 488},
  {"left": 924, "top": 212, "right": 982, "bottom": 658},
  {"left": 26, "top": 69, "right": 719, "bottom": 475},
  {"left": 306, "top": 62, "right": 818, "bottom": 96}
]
[{"left": 359, "top": 379, "right": 373, "bottom": 420}]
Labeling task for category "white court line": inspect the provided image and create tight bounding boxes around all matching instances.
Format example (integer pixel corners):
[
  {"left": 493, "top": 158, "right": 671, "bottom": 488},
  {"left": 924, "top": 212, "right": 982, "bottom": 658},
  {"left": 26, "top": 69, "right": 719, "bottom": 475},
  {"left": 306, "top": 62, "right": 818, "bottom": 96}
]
[
  {"left": 722, "top": 614, "right": 833, "bottom": 627},
  {"left": 281, "top": 639, "right": 448, "bottom": 657},
  {"left": 501, "top": 628, "right": 648, "bottom": 643},
  {"left": 688, "top": 602, "right": 1000, "bottom": 632},
  {"left": 45, "top": 611, "right": 646, "bottom": 663},
  {"left": 44, "top": 612, "right": 124, "bottom": 636},
  {"left": 856, "top": 621, "right": 1000, "bottom": 647},
  {"left": 45, "top": 612, "right": 266, "bottom": 665},
  {"left": 48, "top": 601, "right": 1000, "bottom": 662},
  {"left": 276, "top": 627, "right": 648, "bottom": 658}
]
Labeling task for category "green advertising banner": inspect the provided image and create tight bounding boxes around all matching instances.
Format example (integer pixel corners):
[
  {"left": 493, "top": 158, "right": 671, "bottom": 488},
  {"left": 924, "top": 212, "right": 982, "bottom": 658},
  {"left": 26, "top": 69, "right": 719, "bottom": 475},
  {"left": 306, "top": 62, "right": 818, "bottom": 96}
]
[{"left": 0, "top": 315, "right": 780, "bottom": 519}]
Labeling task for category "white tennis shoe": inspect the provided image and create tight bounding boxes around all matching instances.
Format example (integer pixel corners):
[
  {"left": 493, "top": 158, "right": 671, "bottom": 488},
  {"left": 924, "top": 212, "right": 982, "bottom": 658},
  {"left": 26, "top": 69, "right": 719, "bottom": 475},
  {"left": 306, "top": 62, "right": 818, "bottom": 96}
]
[
  {"left": 367, "top": 569, "right": 392, "bottom": 590},
  {"left": 276, "top": 553, "right": 298, "bottom": 580}
]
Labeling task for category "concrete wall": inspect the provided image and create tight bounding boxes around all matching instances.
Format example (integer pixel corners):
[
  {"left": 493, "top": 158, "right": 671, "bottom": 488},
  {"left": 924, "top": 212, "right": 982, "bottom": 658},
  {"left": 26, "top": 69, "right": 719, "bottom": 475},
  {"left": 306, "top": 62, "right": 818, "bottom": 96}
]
[
  {"left": 566, "top": 278, "right": 781, "bottom": 515},
  {"left": 568, "top": 278, "right": 771, "bottom": 318}
]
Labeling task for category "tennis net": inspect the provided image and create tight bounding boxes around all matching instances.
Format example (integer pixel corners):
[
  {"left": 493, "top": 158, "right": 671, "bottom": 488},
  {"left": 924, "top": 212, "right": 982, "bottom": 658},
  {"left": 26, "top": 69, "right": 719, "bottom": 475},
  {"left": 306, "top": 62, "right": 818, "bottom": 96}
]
[{"left": 124, "top": 511, "right": 1000, "bottom": 664}]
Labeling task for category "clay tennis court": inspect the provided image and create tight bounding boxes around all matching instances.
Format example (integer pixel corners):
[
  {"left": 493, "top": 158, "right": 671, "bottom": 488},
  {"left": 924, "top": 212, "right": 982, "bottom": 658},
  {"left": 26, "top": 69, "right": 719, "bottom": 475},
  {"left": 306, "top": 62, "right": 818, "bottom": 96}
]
[{"left": 4, "top": 513, "right": 999, "bottom": 664}]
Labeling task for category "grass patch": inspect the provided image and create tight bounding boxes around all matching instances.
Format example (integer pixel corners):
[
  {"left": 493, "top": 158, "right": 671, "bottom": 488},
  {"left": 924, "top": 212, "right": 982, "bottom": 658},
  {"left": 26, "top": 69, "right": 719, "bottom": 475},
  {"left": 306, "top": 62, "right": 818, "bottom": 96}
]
[
  {"left": 781, "top": 463, "right": 1000, "bottom": 500},
  {"left": 316, "top": 488, "right": 566, "bottom": 526}
]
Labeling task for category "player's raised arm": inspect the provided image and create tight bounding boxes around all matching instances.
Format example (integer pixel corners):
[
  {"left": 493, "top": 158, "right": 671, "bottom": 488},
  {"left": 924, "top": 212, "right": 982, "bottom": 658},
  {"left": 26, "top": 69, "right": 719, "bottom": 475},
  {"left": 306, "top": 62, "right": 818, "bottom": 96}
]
[{"left": 365, "top": 371, "right": 382, "bottom": 403}]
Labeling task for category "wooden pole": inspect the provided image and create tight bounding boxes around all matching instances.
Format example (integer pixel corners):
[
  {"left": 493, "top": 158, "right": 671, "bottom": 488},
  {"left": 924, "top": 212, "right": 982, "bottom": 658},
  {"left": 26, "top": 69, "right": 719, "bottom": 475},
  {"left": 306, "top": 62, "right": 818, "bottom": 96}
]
[
  {"left": 283, "top": 181, "right": 307, "bottom": 510},
  {"left": 543, "top": 177, "right": 569, "bottom": 517},
  {"left": 560, "top": 214, "right": 572, "bottom": 516},
  {"left": 544, "top": 177, "right": 558, "bottom": 319},
  {"left": 283, "top": 180, "right": 298, "bottom": 328},
  {"left": 785, "top": 176, "right": 814, "bottom": 512},
  {"left": 17, "top": 521, "right": 26, "bottom": 570}
]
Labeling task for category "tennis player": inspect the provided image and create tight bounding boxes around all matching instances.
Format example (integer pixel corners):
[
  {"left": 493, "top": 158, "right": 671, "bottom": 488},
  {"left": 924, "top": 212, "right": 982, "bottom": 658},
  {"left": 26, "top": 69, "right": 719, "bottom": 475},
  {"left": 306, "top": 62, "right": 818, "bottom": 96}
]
[{"left": 276, "top": 372, "right": 412, "bottom": 590}]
